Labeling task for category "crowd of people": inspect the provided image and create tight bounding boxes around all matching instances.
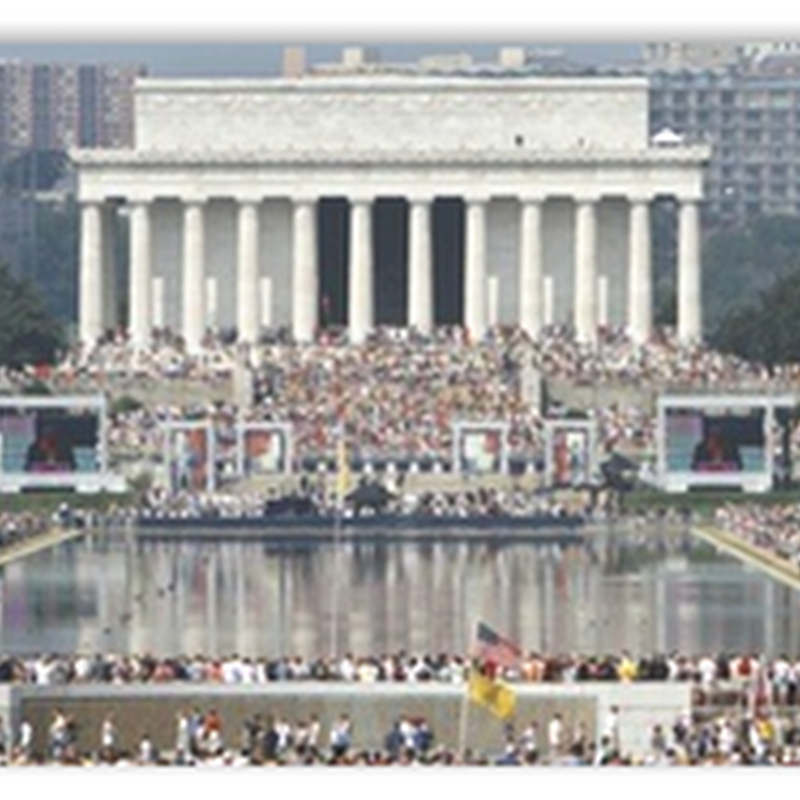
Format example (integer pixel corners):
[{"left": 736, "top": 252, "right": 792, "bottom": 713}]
[
  {"left": 714, "top": 502, "right": 800, "bottom": 571},
  {"left": 4, "top": 322, "right": 800, "bottom": 771},
  {"left": 135, "top": 481, "right": 591, "bottom": 522},
  {"left": 0, "top": 647, "right": 792, "bottom": 694},
  {"left": 0, "top": 512, "right": 51, "bottom": 550},
  {"left": 0, "top": 675, "right": 799, "bottom": 768},
  {"left": 94, "top": 324, "right": 800, "bottom": 471},
  {"left": 5, "top": 321, "right": 800, "bottom": 482}
]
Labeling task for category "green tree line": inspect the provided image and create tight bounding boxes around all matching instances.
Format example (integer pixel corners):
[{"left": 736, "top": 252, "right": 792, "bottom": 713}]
[{"left": 0, "top": 262, "right": 65, "bottom": 369}]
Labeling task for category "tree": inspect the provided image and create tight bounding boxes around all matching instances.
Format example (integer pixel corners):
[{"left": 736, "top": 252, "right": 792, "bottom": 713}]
[
  {"left": 702, "top": 214, "right": 800, "bottom": 336},
  {"left": 710, "top": 268, "right": 800, "bottom": 368},
  {"left": 0, "top": 262, "right": 66, "bottom": 369},
  {"left": 21, "top": 197, "right": 79, "bottom": 322}
]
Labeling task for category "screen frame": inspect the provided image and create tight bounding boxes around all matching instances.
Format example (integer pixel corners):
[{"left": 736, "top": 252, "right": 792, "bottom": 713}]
[
  {"left": 656, "top": 393, "right": 796, "bottom": 493},
  {"left": 235, "top": 421, "right": 293, "bottom": 477},
  {"left": 0, "top": 394, "right": 111, "bottom": 492},
  {"left": 451, "top": 421, "right": 510, "bottom": 475},
  {"left": 161, "top": 420, "right": 216, "bottom": 494},
  {"left": 543, "top": 418, "right": 598, "bottom": 488}
]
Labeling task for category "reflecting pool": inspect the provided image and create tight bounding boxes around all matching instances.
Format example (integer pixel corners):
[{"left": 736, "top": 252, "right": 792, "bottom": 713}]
[{"left": 1, "top": 518, "right": 799, "bottom": 658}]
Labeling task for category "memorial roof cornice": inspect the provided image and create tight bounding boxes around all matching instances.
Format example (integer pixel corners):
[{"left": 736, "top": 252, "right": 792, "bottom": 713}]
[
  {"left": 71, "top": 145, "right": 711, "bottom": 168},
  {"left": 134, "top": 76, "right": 650, "bottom": 93}
]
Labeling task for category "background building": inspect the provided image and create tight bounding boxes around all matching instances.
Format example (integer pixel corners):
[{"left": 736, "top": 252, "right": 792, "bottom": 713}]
[
  {"left": 0, "top": 60, "right": 143, "bottom": 152},
  {"left": 72, "top": 48, "right": 708, "bottom": 351},
  {"left": 645, "top": 42, "right": 800, "bottom": 227},
  {"left": 0, "top": 60, "right": 144, "bottom": 321}
]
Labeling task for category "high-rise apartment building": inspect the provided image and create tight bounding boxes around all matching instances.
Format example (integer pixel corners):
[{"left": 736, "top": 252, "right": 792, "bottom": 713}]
[
  {"left": 645, "top": 43, "right": 800, "bottom": 226},
  {"left": 0, "top": 60, "right": 144, "bottom": 316},
  {"left": 0, "top": 60, "right": 144, "bottom": 156}
]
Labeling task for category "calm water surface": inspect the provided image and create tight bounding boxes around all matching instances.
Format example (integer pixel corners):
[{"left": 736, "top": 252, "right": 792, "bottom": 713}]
[{"left": 1, "top": 519, "right": 799, "bottom": 659}]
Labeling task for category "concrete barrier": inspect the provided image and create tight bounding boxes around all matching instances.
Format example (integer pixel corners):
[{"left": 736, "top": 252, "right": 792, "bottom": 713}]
[{"left": 7, "top": 681, "right": 691, "bottom": 761}]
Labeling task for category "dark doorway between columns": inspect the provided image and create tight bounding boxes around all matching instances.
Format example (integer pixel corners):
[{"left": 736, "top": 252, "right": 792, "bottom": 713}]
[
  {"left": 317, "top": 197, "right": 349, "bottom": 329},
  {"left": 651, "top": 196, "right": 678, "bottom": 328},
  {"left": 373, "top": 198, "right": 408, "bottom": 327},
  {"left": 316, "top": 196, "right": 465, "bottom": 332},
  {"left": 432, "top": 197, "right": 465, "bottom": 326}
]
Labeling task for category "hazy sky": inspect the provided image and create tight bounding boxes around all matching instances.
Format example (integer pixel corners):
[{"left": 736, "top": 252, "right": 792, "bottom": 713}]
[
  {"left": 0, "top": 42, "right": 643, "bottom": 77},
  {"left": 3, "top": 4, "right": 799, "bottom": 77},
  {"left": 4, "top": 4, "right": 798, "bottom": 76}
]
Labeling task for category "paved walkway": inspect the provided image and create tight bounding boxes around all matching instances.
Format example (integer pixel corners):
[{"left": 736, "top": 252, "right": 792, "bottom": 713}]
[
  {"left": 692, "top": 524, "right": 800, "bottom": 591},
  {"left": 0, "top": 526, "right": 88, "bottom": 569}
]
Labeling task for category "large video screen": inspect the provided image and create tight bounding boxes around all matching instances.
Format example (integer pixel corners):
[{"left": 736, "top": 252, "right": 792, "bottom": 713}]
[
  {"left": 551, "top": 426, "right": 592, "bottom": 486},
  {"left": 453, "top": 424, "right": 507, "bottom": 474},
  {"left": 664, "top": 406, "right": 766, "bottom": 474},
  {"left": 0, "top": 404, "right": 101, "bottom": 475},
  {"left": 163, "top": 423, "right": 214, "bottom": 493},
  {"left": 238, "top": 424, "right": 291, "bottom": 476}
]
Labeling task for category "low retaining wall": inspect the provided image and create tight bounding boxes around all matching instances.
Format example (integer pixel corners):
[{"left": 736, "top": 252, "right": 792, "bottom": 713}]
[{"left": 5, "top": 681, "right": 690, "bottom": 761}]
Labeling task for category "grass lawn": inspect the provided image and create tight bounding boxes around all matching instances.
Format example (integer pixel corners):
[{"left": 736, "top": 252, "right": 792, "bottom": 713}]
[
  {"left": 621, "top": 486, "right": 800, "bottom": 518},
  {"left": 0, "top": 491, "right": 135, "bottom": 516}
]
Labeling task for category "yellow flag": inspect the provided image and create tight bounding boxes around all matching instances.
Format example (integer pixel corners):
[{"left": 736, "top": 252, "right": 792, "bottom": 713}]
[
  {"left": 468, "top": 669, "right": 517, "bottom": 720},
  {"left": 336, "top": 434, "right": 351, "bottom": 506}
]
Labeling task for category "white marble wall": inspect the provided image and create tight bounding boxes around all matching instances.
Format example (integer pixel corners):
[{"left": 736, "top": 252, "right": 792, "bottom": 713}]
[
  {"left": 542, "top": 200, "right": 575, "bottom": 325},
  {"left": 151, "top": 201, "right": 182, "bottom": 333},
  {"left": 261, "top": 200, "right": 293, "bottom": 330},
  {"left": 205, "top": 200, "right": 237, "bottom": 332},
  {"left": 135, "top": 77, "right": 650, "bottom": 154},
  {"left": 486, "top": 199, "right": 520, "bottom": 326},
  {"left": 597, "top": 200, "right": 629, "bottom": 327}
]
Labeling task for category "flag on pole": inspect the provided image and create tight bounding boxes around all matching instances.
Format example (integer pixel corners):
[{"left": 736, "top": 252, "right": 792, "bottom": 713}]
[
  {"left": 468, "top": 664, "right": 517, "bottom": 721},
  {"left": 473, "top": 621, "right": 522, "bottom": 671},
  {"left": 748, "top": 656, "right": 771, "bottom": 717},
  {"left": 335, "top": 428, "right": 351, "bottom": 509}
]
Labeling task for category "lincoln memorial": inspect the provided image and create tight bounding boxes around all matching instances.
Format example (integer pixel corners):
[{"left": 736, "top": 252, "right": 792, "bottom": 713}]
[{"left": 72, "top": 63, "right": 710, "bottom": 352}]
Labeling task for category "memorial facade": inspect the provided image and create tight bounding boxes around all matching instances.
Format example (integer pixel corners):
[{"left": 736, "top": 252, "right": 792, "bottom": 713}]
[{"left": 72, "top": 73, "right": 710, "bottom": 351}]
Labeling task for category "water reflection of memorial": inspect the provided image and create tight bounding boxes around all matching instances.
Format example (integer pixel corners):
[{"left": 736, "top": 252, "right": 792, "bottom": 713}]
[{"left": 2, "top": 520, "right": 800, "bottom": 660}]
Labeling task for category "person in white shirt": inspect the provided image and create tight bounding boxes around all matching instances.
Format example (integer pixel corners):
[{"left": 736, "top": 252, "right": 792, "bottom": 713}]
[
  {"left": 772, "top": 654, "right": 791, "bottom": 706},
  {"left": 138, "top": 732, "right": 156, "bottom": 765},
  {"left": 603, "top": 705, "right": 621, "bottom": 754},
  {"left": 547, "top": 713, "right": 564, "bottom": 761},
  {"left": 698, "top": 654, "right": 718, "bottom": 692},
  {"left": 519, "top": 720, "right": 539, "bottom": 763},
  {"left": 17, "top": 718, "right": 33, "bottom": 760},
  {"left": 100, "top": 714, "right": 117, "bottom": 761},
  {"left": 329, "top": 714, "right": 352, "bottom": 759}
]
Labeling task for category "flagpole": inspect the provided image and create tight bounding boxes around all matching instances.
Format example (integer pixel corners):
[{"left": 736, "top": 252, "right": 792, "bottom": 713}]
[
  {"left": 329, "top": 417, "right": 350, "bottom": 661},
  {"left": 329, "top": 422, "right": 344, "bottom": 660},
  {"left": 458, "top": 681, "right": 470, "bottom": 759},
  {"left": 459, "top": 615, "right": 479, "bottom": 759},
  {"left": 329, "top": 497, "right": 341, "bottom": 660}
]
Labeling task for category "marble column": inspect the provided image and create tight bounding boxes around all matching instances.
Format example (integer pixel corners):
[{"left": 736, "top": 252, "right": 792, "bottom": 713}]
[
  {"left": 128, "top": 201, "right": 152, "bottom": 349},
  {"left": 348, "top": 198, "right": 374, "bottom": 344},
  {"left": 236, "top": 200, "right": 260, "bottom": 344},
  {"left": 182, "top": 201, "right": 206, "bottom": 353},
  {"left": 677, "top": 198, "right": 702, "bottom": 342},
  {"left": 408, "top": 196, "right": 433, "bottom": 334},
  {"left": 627, "top": 197, "right": 652, "bottom": 344},
  {"left": 464, "top": 197, "right": 488, "bottom": 341},
  {"left": 574, "top": 198, "right": 598, "bottom": 344},
  {"left": 519, "top": 197, "right": 544, "bottom": 339},
  {"left": 292, "top": 197, "right": 318, "bottom": 343},
  {"left": 79, "top": 201, "right": 103, "bottom": 348}
]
